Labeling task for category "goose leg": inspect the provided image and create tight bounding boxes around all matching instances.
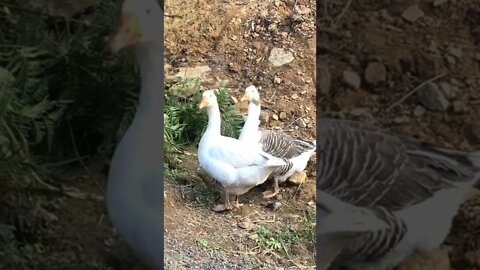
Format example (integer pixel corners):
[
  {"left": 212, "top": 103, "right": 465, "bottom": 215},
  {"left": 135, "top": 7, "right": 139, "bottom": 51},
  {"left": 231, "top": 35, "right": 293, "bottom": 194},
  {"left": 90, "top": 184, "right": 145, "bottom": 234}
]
[
  {"left": 213, "top": 187, "right": 232, "bottom": 212},
  {"left": 232, "top": 195, "right": 244, "bottom": 208},
  {"left": 262, "top": 178, "right": 280, "bottom": 199}
]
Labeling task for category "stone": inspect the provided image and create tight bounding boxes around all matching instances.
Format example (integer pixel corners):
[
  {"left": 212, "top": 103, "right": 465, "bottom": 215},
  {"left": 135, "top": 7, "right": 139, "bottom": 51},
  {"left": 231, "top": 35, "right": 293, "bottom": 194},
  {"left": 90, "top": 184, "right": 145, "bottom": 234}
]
[
  {"left": 394, "top": 116, "right": 410, "bottom": 124},
  {"left": 296, "top": 118, "right": 307, "bottom": 128},
  {"left": 452, "top": 100, "right": 467, "bottom": 113},
  {"left": 343, "top": 70, "right": 361, "bottom": 89},
  {"left": 401, "top": 4, "right": 424, "bottom": 23},
  {"left": 417, "top": 82, "right": 450, "bottom": 111},
  {"left": 318, "top": 64, "right": 332, "bottom": 95},
  {"left": 364, "top": 62, "right": 387, "bottom": 84},
  {"left": 272, "top": 114, "right": 279, "bottom": 121},
  {"left": 168, "top": 65, "right": 211, "bottom": 81},
  {"left": 396, "top": 247, "right": 450, "bottom": 270},
  {"left": 279, "top": 111, "right": 287, "bottom": 120},
  {"left": 274, "top": 76, "right": 282, "bottom": 84},
  {"left": 268, "top": 48, "right": 294, "bottom": 67},
  {"left": 447, "top": 45, "right": 463, "bottom": 58},
  {"left": 413, "top": 105, "right": 426, "bottom": 116},
  {"left": 438, "top": 81, "right": 458, "bottom": 99},
  {"left": 350, "top": 107, "right": 369, "bottom": 117},
  {"left": 287, "top": 171, "right": 307, "bottom": 185},
  {"left": 260, "top": 111, "right": 270, "bottom": 124}
]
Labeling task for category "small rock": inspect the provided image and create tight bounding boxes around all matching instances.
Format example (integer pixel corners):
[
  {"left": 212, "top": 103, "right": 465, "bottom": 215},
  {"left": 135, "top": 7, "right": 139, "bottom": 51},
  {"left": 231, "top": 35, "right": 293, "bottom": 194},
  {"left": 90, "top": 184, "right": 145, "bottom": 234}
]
[
  {"left": 238, "top": 220, "right": 254, "bottom": 230},
  {"left": 268, "top": 48, "right": 294, "bottom": 67},
  {"left": 279, "top": 111, "right": 287, "bottom": 120},
  {"left": 364, "top": 62, "right": 387, "bottom": 85},
  {"left": 318, "top": 64, "right": 332, "bottom": 94},
  {"left": 417, "top": 82, "right": 450, "bottom": 111},
  {"left": 447, "top": 45, "right": 463, "bottom": 58},
  {"left": 288, "top": 171, "right": 307, "bottom": 185},
  {"left": 295, "top": 5, "right": 311, "bottom": 15},
  {"left": 343, "top": 70, "right": 361, "bottom": 89},
  {"left": 452, "top": 100, "right": 467, "bottom": 113},
  {"left": 438, "top": 81, "right": 458, "bottom": 99},
  {"left": 401, "top": 4, "right": 424, "bottom": 23},
  {"left": 272, "top": 114, "right": 279, "bottom": 121},
  {"left": 346, "top": 55, "right": 360, "bottom": 67},
  {"left": 291, "top": 94, "right": 299, "bottom": 100},
  {"left": 394, "top": 116, "right": 410, "bottom": 124},
  {"left": 396, "top": 247, "right": 450, "bottom": 270},
  {"left": 413, "top": 105, "right": 426, "bottom": 116},
  {"left": 428, "top": 41, "right": 439, "bottom": 53},
  {"left": 296, "top": 118, "right": 307, "bottom": 128},
  {"left": 291, "top": 13, "right": 303, "bottom": 22},
  {"left": 260, "top": 111, "right": 270, "bottom": 124},
  {"left": 259, "top": 10, "right": 268, "bottom": 18},
  {"left": 230, "top": 96, "right": 238, "bottom": 104},
  {"left": 273, "top": 202, "right": 282, "bottom": 211},
  {"left": 168, "top": 65, "right": 211, "bottom": 80},
  {"left": 433, "top": 0, "right": 448, "bottom": 7},
  {"left": 445, "top": 55, "right": 456, "bottom": 65},
  {"left": 350, "top": 107, "right": 369, "bottom": 117},
  {"left": 273, "top": 76, "right": 282, "bottom": 84},
  {"left": 268, "top": 23, "right": 278, "bottom": 33},
  {"left": 379, "top": 9, "right": 394, "bottom": 23}
]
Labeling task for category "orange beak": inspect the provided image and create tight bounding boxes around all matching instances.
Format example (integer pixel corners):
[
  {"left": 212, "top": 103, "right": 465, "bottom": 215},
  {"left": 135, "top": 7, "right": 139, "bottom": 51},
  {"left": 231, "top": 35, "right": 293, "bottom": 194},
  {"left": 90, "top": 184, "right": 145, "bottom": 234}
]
[
  {"left": 110, "top": 13, "right": 142, "bottom": 53},
  {"left": 199, "top": 96, "right": 209, "bottom": 110}
]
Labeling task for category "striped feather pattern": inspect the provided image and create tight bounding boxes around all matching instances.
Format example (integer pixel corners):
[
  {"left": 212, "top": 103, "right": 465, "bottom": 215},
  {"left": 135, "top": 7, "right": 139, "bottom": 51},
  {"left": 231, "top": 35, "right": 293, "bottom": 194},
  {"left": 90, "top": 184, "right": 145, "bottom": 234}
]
[
  {"left": 317, "top": 118, "right": 477, "bottom": 211},
  {"left": 259, "top": 130, "right": 315, "bottom": 176},
  {"left": 331, "top": 207, "right": 407, "bottom": 266},
  {"left": 317, "top": 118, "right": 480, "bottom": 269}
]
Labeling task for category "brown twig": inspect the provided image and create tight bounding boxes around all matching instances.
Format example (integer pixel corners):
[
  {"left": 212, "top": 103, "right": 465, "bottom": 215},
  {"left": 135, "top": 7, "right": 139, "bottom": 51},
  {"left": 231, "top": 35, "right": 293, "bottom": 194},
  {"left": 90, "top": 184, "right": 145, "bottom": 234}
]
[
  {"left": 330, "top": 0, "right": 352, "bottom": 28},
  {"left": 386, "top": 73, "right": 446, "bottom": 112}
]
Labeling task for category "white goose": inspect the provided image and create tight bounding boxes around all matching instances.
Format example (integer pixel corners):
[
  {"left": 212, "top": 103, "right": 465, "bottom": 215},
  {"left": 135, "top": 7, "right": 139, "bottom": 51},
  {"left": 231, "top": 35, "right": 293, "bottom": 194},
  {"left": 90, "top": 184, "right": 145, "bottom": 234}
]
[
  {"left": 239, "top": 85, "right": 316, "bottom": 198},
  {"left": 197, "top": 90, "right": 287, "bottom": 212},
  {"left": 316, "top": 118, "right": 480, "bottom": 270},
  {"left": 106, "top": 0, "right": 163, "bottom": 269}
]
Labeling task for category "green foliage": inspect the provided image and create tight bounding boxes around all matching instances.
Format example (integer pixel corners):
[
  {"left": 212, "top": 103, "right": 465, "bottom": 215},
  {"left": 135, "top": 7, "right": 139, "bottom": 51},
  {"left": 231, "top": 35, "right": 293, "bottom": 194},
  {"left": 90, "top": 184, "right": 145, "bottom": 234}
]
[
  {"left": 0, "top": 1, "right": 140, "bottom": 267},
  {"left": 164, "top": 78, "right": 244, "bottom": 155},
  {"left": 252, "top": 206, "right": 316, "bottom": 254}
]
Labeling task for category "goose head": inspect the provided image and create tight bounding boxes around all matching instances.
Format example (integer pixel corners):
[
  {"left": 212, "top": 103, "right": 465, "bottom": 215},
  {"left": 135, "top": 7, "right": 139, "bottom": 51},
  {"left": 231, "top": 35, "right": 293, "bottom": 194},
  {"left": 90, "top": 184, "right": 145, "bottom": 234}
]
[
  {"left": 198, "top": 90, "right": 218, "bottom": 110},
  {"left": 110, "top": 0, "right": 163, "bottom": 53},
  {"left": 240, "top": 85, "right": 260, "bottom": 105}
]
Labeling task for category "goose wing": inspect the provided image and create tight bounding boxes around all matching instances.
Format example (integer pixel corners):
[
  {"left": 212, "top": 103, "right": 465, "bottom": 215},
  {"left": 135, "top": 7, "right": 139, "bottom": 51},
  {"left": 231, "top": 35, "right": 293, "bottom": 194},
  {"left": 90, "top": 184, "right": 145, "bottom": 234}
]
[
  {"left": 317, "top": 118, "right": 478, "bottom": 211},
  {"left": 259, "top": 130, "right": 316, "bottom": 159},
  {"left": 207, "top": 135, "right": 274, "bottom": 168}
]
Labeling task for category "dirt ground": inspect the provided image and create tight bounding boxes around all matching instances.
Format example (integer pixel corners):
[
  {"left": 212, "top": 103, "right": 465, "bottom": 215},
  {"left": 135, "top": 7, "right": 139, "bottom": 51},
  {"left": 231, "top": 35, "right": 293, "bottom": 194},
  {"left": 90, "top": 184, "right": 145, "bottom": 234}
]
[
  {"left": 163, "top": 0, "right": 316, "bottom": 269},
  {"left": 318, "top": 0, "right": 480, "bottom": 269}
]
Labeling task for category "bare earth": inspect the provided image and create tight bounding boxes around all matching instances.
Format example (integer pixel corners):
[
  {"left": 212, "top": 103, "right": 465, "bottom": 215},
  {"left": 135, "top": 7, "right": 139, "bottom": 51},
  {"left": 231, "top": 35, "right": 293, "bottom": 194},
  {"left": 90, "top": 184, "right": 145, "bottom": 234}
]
[
  {"left": 319, "top": 0, "right": 480, "bottom": 269},
  {"left": 164, "top": 0, "right": 316, "bottom": 269}
]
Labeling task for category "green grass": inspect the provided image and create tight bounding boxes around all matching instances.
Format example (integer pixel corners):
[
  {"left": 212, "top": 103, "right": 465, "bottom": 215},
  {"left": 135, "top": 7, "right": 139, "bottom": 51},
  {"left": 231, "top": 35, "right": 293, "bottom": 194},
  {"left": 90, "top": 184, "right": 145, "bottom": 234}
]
[
  {"left": 194, "top": 237, "right": 220, "bottom": 252},
  {"left": 251, "top": 205, "right": 316, "bottom": 254}
]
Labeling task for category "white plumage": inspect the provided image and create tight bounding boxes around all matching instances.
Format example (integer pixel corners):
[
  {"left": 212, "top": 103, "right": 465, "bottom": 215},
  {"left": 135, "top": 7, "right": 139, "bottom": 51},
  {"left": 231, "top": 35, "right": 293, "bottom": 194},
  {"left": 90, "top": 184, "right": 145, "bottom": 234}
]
[
  {"left": 239, "top": 85, "right": 316, "bottom": 198},
  {"left": 197, "top": 90, "right": 286, "bottom": 212}
]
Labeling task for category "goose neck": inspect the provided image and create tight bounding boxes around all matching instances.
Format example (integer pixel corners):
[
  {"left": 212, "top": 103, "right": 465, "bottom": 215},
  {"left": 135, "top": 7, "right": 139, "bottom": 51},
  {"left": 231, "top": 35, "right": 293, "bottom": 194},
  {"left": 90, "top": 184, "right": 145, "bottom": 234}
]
[
  {"left": 206, "top": 105, "right": 221, "bottom": 135},
  {"left": 135, "top": 42, "right": 163, "bottom": 114}
]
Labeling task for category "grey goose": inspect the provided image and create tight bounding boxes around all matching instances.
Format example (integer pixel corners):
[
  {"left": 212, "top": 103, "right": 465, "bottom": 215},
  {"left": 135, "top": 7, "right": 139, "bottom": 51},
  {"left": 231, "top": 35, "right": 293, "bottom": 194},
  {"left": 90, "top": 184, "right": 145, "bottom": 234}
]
[
  {"left": 316, "top": 118, "right": 480, "bottom": 270},
  {"left": 239, "top": 85, "right": 316, "bottom": 198}
]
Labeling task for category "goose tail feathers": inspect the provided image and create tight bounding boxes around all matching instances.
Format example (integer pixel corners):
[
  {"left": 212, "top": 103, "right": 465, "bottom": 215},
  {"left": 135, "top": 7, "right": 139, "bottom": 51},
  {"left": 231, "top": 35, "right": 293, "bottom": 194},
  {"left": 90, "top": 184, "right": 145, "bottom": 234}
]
[{"left": 317, "top": 190, "right": 388, "bottom": 236}]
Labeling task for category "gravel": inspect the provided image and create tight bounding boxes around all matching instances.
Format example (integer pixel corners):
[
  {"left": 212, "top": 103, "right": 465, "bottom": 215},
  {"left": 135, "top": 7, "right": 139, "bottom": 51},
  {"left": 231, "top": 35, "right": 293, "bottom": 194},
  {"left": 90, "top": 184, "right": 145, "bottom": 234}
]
[{"left": 164, "top": 236, "right": 256, "bottom": 270}]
